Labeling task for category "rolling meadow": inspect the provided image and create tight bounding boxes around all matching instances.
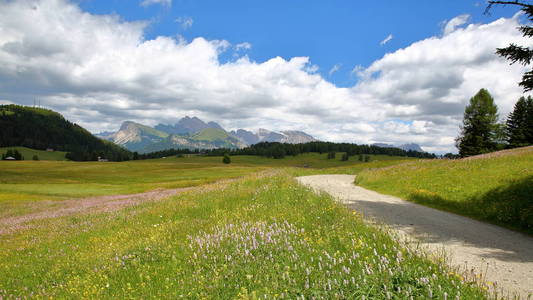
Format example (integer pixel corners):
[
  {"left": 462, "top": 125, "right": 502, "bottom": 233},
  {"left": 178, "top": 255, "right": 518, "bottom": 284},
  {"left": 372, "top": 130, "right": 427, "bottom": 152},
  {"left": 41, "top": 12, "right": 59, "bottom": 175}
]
[{"left": 0, "top": 151, "right": 495, "bottom": 299}]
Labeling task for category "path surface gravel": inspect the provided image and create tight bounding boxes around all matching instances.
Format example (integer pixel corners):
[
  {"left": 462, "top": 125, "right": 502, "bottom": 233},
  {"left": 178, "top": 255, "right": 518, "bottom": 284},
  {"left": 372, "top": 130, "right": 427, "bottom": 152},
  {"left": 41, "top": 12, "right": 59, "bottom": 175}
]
[{"left": 297, "top": 174, "right": 533, "bottom": 299}]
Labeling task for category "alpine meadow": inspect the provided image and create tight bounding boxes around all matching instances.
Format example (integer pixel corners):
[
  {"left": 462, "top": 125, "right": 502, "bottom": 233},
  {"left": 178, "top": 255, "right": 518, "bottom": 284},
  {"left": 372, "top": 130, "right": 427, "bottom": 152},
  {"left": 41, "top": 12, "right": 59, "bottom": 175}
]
[{"left": 1, "top": 0, "right": 532, "bottom": 299}]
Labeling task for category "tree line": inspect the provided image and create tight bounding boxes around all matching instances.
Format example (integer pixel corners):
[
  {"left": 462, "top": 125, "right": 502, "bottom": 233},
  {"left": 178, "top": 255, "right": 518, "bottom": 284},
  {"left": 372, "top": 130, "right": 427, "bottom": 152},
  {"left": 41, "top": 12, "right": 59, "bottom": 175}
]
[
  {"left": 0, "top": 105, "right": 132, "bottom": 162},
  {"left": 456, "top": 89, "right": 533, "bottom": 157},
  {"left": 199, "top": 141, "right": 436, "bottom": 159}
]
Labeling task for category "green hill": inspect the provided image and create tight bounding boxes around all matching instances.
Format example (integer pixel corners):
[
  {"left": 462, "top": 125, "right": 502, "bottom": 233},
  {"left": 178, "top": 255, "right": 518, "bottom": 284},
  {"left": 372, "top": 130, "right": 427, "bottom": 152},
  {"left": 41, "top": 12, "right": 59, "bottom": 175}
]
[
  {"left": 0, "top": 147, "right": 67, "bottom": 161},
  {"left": 191, "top": 128, "right": 229, "bottom": 141},
  {"left": 356, "top": 146, "right": 533, "bottom": 233},
  {"left": 0, "top": 105, "right": 131, "bottom": 161}
]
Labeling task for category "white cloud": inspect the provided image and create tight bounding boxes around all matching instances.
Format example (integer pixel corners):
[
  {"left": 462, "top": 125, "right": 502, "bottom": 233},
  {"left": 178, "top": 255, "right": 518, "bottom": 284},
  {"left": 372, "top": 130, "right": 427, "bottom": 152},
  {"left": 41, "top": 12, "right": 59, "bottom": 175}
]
[
  {"left": 176, "top": 16, "right": 193, "bottom": 30},
  {"left": 140, "top": 0, "right": 171, "bottom": 7},
  {"left": 328, "top": 64, "right": 341, "bottom": 76},
  {"left": 443, "top": 14, "right": 470, "bottom": 35},
  {"left": 0, "top": 2, "right": 530, "bottom": 153},
  {"left": 235, "top": 42, "right": 252, "bottom": 51},
  {"left": 380, "top": 34, "right": 393, "bottom": 46}
]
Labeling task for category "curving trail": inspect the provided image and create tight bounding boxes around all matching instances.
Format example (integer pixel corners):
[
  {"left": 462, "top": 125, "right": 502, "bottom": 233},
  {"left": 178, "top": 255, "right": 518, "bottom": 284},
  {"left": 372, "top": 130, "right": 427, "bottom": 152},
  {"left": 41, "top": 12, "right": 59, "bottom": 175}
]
[{"left": 297, "top": 174, "right": 533, "bottom": 299}]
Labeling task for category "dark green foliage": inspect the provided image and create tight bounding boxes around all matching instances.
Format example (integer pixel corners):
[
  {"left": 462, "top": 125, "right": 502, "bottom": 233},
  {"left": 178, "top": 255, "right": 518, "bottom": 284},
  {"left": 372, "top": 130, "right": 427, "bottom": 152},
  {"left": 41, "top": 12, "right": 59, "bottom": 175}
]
[
  {"left": 0, "top": 105, "right": 131, "bottom": 161},
  {"left": 32, "top": 155, "right": 39, "bottom": 161},
  {"left": 456, "top": 89, "right": 500, "bottom": 157},
  {"left": 341, "top": 153, "right": 349, "bottom": 161},
  {"left": 358, "top": 154, "right": 364, "bottom": 161},
  {"left": 487, "top": 1, "right": 533, "bottom": 91},
  {"left": 2, "top": 149, "right": 23, "bottom": 160},
  {"left": 506, "top": 96, "right": 533, "bottom": 147},
  {"left": 327, "top": 152, "right": 336, "bottom": 159},
  {"left": 443, "top": 153, "right": 461, "bottom": 159},
  {"left": 364, "top": 155, "right": 371, "bottom": 162},
  {"left": 202, "top": 141, "right": 435, "bottom": 159},
  {"left": 222, "top": 153, "right": 231, "bottom": 164},
  {"left": 133, "top": 152, "right": 139, "bottom": 160}
]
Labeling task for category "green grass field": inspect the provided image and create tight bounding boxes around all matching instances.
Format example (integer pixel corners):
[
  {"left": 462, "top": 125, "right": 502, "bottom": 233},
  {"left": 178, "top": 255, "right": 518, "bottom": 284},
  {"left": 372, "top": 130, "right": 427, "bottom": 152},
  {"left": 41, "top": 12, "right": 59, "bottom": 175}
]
[
  {"left": 0, "top": 153, "right": 411, "bottom": 218},
  {"left": 0, "top": 146, "right": 68, "bottom": 161},
  {"left": 0, "top": 172, "right": 488, "bottom": 299},
  {"left": 356, "top": 146, "right": 533, "bottom": 233}
]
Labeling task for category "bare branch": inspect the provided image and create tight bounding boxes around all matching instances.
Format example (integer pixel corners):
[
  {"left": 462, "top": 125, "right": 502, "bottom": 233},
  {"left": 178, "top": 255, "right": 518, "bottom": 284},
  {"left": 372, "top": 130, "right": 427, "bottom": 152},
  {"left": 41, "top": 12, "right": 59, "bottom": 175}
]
[{"left": 485, "top": 1, "right": 533, "bottom": 15}]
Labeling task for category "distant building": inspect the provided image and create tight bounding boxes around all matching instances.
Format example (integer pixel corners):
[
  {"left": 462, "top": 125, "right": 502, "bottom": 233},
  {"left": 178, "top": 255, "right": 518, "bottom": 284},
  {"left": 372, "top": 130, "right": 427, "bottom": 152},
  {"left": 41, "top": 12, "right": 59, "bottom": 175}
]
[
  {"left": 97, "top": 156, "right": 109, "bottom": 162},
  {"left": 4, "top": 156, "right": 15, "bottom": 160},
  {"left": 46, "top": 148, "right": 54, "bottom": 152}
]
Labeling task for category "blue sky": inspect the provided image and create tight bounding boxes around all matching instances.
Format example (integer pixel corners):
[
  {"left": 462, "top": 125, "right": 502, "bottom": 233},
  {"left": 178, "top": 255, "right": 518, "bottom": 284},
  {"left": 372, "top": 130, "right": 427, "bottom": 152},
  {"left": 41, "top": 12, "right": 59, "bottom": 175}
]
[
  {"left": 80, "top": 0, "right": 518, "bottom": 87},
  {"left": 0, "top": 0, "right": 529, "bottom": 153}
]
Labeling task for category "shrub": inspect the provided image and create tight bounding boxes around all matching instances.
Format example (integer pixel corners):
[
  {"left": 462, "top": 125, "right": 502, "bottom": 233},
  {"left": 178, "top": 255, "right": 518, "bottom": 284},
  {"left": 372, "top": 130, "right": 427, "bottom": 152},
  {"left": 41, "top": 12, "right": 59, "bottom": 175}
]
[
  {"left": 32, "top": 155, "right": 39, "bottom": 161},
  {"left": 222, "top": 153, "right": 231, "bottom": 164}
]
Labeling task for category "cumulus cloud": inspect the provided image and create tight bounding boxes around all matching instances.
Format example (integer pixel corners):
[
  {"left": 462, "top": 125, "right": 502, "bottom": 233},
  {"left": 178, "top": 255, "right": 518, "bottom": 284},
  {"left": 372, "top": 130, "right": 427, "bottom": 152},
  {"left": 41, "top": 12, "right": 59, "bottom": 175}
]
[
  {"left": 140, "top": 0, "right": 171, "bottom": 7},
  {"left": 443, "top": 14, "right": 470, "bottom": 35},
  {"left": 380, "top": 34, "right": 393, "bottom": 46},
  {"left": 328, "top": 64, "right": 341, "bottom": 76},
  {"left": 0, "top": 1, "right": 530, "bottom": 153},
  {"left": 176, "top": 16, "right": 193, "bottom": 30}
]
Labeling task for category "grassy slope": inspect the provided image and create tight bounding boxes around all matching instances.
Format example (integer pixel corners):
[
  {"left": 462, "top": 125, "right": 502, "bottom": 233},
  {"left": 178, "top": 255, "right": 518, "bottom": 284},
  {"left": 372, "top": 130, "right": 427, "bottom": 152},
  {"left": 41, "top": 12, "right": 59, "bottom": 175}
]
[
  {"left": 0, "top": 153, "right": 410, "bottom": 218},
  {"left": 357, "top": 146, "right": 533, "bottom": 233},
  {"left": 0, "top": 146, "right": 68, "bottom": 161},
  {"left": 191, "top": 128, "right": 229, "bottom": 141},
  {"left": 137, "top": 123, "right": 169, "bottom": 138},
  {"left": 0, "top": 173, "right": 487, "bottom": 299}
]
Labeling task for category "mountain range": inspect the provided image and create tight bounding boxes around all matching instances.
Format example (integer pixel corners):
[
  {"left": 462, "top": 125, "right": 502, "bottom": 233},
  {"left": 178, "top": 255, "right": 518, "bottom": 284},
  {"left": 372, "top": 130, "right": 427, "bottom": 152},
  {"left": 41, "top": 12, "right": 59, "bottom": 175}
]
[
  {"left": 372, "top": 143, "right": 424, "bottom": 152},
  {"left": 97, "top": 117, "right": 318, "bottom": 153}
]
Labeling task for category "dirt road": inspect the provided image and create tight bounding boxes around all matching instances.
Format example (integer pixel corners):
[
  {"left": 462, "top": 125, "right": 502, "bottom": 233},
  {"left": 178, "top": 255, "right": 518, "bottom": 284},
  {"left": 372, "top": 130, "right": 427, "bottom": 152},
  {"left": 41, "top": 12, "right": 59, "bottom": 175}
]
[{"left": 297, "top": 175, "right": 533, "bottom": 299}]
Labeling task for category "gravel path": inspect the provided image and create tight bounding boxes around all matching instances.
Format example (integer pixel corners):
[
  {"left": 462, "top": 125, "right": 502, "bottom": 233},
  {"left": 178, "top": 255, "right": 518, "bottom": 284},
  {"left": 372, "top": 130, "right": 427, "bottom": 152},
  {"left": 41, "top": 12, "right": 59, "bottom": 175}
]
[{"left": 297, "top": 174, "right": 533, "bottom": 299}]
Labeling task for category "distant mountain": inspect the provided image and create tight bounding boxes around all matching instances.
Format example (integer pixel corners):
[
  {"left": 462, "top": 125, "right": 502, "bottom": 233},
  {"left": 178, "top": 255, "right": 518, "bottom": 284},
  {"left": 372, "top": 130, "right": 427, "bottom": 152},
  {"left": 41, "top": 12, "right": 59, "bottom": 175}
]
[
  {"left": 100, "top": 121, "right": 169, "bottom": 152},
  {"left": 100, "top": 117, "right": 318, "bottom": 153},
  {"left": 281, "top": 130, "right": 316, "bottom": 144},
  {"left": 0, "top": 105, "right": 131, "bottom": 161},
  {"left": 154, "top": 116, "right": 223, "bottom": 135},
  {"left": 373, "top": 142, "right": 424, "bottom": 152},
  {"left": 230, "top": 129, "right": 260, "bottom": 145},
  {"left": 232, "top": 128, "right": 317, "bottom": 145},
  {"left": 99, "top": 122, "right": 247, "bottom": 153},
  {"left": 398, "top": 143, "right": 424, "bottom": 152}
]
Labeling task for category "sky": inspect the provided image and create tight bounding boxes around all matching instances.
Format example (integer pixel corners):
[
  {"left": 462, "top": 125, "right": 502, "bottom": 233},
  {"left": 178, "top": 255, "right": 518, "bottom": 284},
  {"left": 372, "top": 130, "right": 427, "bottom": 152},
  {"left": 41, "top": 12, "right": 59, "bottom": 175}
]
[{"left": 0, "top": 0, "right": 531, "bottom": 153}]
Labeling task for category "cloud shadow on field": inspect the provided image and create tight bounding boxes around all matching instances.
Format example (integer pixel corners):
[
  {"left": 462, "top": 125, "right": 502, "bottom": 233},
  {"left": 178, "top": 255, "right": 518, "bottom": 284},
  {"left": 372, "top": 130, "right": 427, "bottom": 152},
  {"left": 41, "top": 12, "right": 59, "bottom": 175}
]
[{"left": 342, "top": 178, "right": 533, "bottom": 263}]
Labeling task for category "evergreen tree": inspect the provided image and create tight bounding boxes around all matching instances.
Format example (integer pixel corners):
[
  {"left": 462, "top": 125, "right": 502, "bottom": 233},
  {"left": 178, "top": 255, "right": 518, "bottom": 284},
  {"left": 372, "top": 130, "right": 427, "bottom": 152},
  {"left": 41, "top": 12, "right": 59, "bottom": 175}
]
[
  {"left": 222, "top": 153, "right": 231, "bottom": 164},
  {"left": 364, "top": 155, "right": 371, "bottom": 162},
  {"left": 487, "top": 1, "right": 533, "bottom": 91},
  {"left": 32, "top": 155, "right": 39, "bottom": 161},
  {"left": 13, "top": 149, "right": 22, "bottom": 160},
  {"left": 327, "top": 152, "right": 336, "bottom": 159},
  {"left": 358, "top": 154, "right": 363, "bottom": 162},
  {"left": 456, "top": 89, "right": 500, "bottom": 157},
  {"left": 506, "top": 96, "right": 533, "bottom": 147},
  {"left": 341, "top": 153, "right": 349, "bottom": 161}
]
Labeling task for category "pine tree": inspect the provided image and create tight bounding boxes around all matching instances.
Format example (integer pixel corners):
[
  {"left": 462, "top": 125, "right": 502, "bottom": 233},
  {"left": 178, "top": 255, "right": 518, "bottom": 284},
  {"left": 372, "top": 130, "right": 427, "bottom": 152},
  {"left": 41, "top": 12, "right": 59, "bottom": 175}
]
[
  {"left": 487, "top": 1, "right": 533, "bottom": 91},
  {"left": 456, "top": 89, "right": 500, "bottom": 157},
  {"left": 222, "top": 153, "right": 231, "bottom": 164},
  {"left": 341, "top": 153, "right": 349, "bottom": 161},
  {"left": 506, "top": 96, "right": 533, "bottom": 147}
]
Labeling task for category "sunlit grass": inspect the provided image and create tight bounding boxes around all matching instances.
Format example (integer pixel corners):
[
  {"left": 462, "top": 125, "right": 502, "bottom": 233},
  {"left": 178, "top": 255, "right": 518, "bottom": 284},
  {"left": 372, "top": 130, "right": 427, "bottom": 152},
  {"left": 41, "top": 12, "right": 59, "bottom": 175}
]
[
  {"left": 0, "top": 173, "right": 488, "bottom": 299},
  {"left": 356, "top": 147, "right": 533, "bottom": 233}
]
